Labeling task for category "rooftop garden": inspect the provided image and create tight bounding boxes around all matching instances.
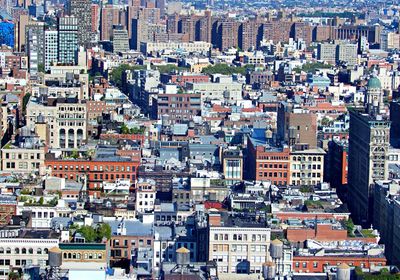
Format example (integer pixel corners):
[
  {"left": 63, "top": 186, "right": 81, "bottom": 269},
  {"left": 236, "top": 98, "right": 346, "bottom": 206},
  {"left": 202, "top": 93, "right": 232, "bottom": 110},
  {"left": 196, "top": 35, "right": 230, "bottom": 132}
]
[
  {"left": 120, "top": 124, "right": 145, "bottom": 135},
  {"left": 355, "top": 266, "right": 400, "bottom": 279}
]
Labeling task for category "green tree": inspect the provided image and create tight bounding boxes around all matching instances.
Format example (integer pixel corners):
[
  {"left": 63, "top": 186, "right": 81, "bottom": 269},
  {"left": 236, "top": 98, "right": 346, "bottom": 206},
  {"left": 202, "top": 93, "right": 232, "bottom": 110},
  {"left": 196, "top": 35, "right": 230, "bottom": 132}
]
[
  {"left": 8, "top": 271, "right": 21, "bottom": 280},
  {"left": 22, "top": 93, "right": 31, "bottom": 113},
  {"left": 38, "top": 197, "right": 44, "bottom": 205},
  {"left": 343, "top": 218, "right": 355, "bottom": 237},
  {"left": 71, "top": 150, "right": 79, "bottom": 159},
  {"left": 202, "top": 64, "right": 254, "bottom": 75},
  {"left": 38, "top": 63, "right": 45, "bottom": 73},
  {"left": 109, "top": 64, "right": 145, "bottom": 88},
  {"left": 78, "top": 225, "right": 97, "bottom": 242},
  {"left": 96, "top": 223, "right": 112, "bottom": 240},
  {"left": 121, "top": 123, "right": 130, "bottom": 134}
]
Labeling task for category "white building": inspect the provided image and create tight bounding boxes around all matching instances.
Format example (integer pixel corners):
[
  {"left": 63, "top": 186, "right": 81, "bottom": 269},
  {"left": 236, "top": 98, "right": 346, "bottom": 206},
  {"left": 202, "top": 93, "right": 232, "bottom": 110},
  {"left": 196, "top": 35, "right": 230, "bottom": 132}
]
[
  {"left": 0, "top": 231, "right": 59, "bottom": 279},
  {"left": 135, "top": 179, "right": 156, "bottom": 213}
]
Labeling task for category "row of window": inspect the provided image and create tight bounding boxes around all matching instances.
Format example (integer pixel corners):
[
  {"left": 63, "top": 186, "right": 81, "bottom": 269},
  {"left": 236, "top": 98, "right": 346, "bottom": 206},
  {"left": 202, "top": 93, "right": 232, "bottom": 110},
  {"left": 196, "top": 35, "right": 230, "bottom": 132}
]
[
  {"left": 0, "top": 248, "right": 48, "bottom": 254},
  {"left": 213, "top": 233, "right": 268, "bottom": 242},
  {"left": 52, "top": 165, "right": 135, "bottom": 172},
  {"left": 63, "top": 252, "right": 103, "bottom": 260}
]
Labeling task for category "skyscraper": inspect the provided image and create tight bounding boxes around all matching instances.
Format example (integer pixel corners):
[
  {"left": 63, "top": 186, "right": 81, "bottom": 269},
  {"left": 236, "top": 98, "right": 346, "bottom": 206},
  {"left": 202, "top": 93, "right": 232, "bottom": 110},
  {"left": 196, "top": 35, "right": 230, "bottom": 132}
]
[
  {"left": 58, "top": 16, "right": 78, "bottom": 65},
  {"left": 67, "top": 0, "right": 92, "bottom": 47},
  {"left": 348, "top": 77, "right": 390, "bottom": 225}
]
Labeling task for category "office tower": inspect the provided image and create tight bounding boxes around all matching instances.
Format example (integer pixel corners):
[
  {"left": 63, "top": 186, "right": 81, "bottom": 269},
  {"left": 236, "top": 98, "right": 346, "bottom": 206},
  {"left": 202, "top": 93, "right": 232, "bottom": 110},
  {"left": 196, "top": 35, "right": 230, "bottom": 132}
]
[
  {"left": 67, "top": 0, "right": 92, "bottom": 46},
  {"left": 390, "top": 100, "right": 400, "bottom": 148},
  {"left": 348, "top": 77, "right": 390, "bottom": 225},
  {"left": 44, "top": 30, "right": 58, "bottom": 71},
  {"left": 112, "top": 25, "right": 129, "bottom": 53},
  {"left": 58, "top": 16, "right": 78, "bottom": 65},
  {"left": 25, "top": 22, "right": 45, "bottom": 68}
]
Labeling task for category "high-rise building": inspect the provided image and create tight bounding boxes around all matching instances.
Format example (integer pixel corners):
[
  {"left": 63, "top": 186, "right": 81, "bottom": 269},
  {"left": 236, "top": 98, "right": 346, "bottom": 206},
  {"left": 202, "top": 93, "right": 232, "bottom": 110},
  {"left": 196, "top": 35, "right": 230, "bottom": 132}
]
[
  {"left": 348, "top": 77, "right": 390, "bottom": 225},
  {"left": 112, "top": 25, "right": 129, "bottom": 53},
  {"left": 100, "top": 5, "right": 123, "bottom": 42},
  {"left": 26, "top": 29, "right": 39, "bottom": 75},
  {"left": 25, "top": 22, "right": 45, "bottom": 67},
  {"left": 217, "top": 18, "right": 239, "bottom": 50},
  {"left": 67, "top": 0, "right": 92, "bottom": 46},
  {"left": 390, "top": 100, "right": 400, "bottom": 148},
  {"left": 58, "top": 16, "right": 78, "bottom": 65},
  {"left": 44, "top": 30, "right": 58, "bottom": 71}
]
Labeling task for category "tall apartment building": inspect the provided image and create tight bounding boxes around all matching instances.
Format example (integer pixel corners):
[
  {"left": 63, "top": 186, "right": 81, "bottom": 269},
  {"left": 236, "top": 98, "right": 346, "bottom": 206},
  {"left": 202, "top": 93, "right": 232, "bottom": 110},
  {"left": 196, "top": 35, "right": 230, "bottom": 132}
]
[
  {"left": 58, "top": 16, "right": 78, "bottom": 65},
  {"left": 44, "top": 30, "right": 58, "bottom": 71},
  {"left": 100, "top": 5, "right": 123, "bottom": 41},
  {"left": 262, "top": 21, "right": 293, "bottom": 43},
  {"left": 348, "top": 77, "right": 390, "bottom": 225},
  {"left": 217, "top": 19, "right": 239, "bottom": 50},
  {"left": 238, "top": 20, "right": 262, "bottom": 51},
  {"left": 67, "top": 0, "right": 92, "bottom": 46},
  {"left": 293, "top": 22, "right": 313, "bottom": 45},
  {"left": 25, "top": 22, "right": 45, "bottom": 70}
]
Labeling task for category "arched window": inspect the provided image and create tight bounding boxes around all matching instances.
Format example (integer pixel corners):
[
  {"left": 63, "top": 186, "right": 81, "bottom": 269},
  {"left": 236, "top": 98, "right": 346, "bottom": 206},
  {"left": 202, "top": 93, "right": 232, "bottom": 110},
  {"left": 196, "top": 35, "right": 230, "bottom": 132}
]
[
  {"left": 37, "top": 248, "right": 42, "bottom": 254},
  {"left": 28, "top": 248, "right": 33, "bottom": 254},
  {"left": 6, "top": 248, "right": 11, "bottom": 254},
  {"left": 68, "top": 253, "right": 72, "bottom": 259},
  {"left": 64, "top": 253, "right": 67, "bottom": 258},
  {"left": 0, "top": 248, "right": 4, "bottom": 254},
  {"left": 14, "top": 248, "right": 19, "bottom": 254},
  {"left": 22, "top": 248, "right": 26, "bottom": 254},
  {"left": 77, "top": 253, "right": 81, "bottom": 259},
  {"left": 44, "top": 248, "right": 48, "bottom": 254},
  {"left": 72, "top": 253, "right": 76, "bottom": 259},
  {"left": 98, "top": 254, "right": 102, "bottom": 259}
]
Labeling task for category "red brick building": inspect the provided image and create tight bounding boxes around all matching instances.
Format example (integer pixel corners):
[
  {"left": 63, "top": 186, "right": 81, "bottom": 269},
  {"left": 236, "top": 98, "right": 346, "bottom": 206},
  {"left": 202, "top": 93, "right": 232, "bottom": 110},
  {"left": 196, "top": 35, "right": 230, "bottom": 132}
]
[
  {"left": 246, "top": 137, "right": 290, "bottom": 185},
  {"left": 45, "top": 154, "right": 140, "bottom": 196},
  {"left": 160, "top": 73, "right": 209, "bottom": 86},
  {"left": 292, "top": 255, "right": 386, "bottom": 273}
]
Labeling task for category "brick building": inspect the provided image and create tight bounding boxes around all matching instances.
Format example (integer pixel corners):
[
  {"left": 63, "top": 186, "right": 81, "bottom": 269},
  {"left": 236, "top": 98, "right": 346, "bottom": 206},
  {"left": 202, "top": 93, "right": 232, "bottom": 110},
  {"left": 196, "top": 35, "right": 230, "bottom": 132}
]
[
  {"left": 45, "top": 148, "right": 140, "bottom": 196},
  {"left": 246, "top": 130, "right": 291, "bottom": 186}
]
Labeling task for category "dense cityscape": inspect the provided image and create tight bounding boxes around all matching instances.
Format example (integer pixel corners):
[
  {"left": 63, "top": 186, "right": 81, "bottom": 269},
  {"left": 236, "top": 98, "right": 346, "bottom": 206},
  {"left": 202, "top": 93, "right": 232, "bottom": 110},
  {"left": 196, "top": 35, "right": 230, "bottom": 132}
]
[{"left": 0, "top": 0, "right": 399, "bottom": 279}]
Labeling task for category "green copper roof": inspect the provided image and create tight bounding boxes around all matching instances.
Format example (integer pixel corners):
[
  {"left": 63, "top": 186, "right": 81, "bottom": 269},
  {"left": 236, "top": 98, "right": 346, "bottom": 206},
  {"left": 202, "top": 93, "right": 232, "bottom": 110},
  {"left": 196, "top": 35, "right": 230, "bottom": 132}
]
[
  {"left": 368, "top": 76, "right": 381, "bottom": 89},
  {"left": 59, "top": 243, "right": 106, "bottom": 250}
]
